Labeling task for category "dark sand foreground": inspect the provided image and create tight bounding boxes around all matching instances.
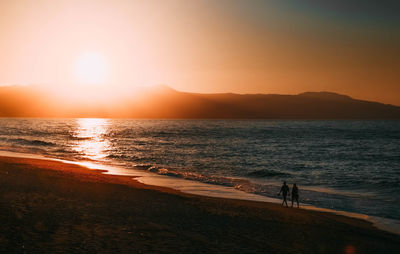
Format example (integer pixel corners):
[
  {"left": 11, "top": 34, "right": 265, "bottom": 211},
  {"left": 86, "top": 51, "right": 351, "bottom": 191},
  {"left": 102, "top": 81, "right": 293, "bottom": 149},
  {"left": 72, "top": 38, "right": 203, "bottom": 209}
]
[{"left": 0, "top": 156, "right": 399, "bottom": 253}]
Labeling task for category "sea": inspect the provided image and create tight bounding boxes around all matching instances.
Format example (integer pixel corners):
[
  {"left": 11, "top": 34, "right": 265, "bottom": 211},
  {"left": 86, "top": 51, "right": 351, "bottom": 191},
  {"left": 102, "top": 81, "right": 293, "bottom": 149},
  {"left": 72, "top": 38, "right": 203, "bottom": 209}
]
[{"left": 0, "top": 118, "right": 399, "bottom": 230}]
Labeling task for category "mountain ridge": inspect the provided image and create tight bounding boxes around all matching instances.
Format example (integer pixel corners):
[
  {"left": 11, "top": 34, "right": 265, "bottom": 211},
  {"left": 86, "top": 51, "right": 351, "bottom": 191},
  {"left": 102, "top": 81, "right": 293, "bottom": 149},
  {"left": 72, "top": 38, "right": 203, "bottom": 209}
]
[{"left": 0, "top": 85, "right": 399, "bottom": 119}]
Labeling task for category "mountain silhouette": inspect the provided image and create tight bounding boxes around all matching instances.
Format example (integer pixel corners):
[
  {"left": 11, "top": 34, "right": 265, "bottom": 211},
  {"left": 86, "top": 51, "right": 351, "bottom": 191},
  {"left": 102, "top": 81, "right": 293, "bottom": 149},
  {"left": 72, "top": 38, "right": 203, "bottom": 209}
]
[{"left": 0, "top": 85, "right": 399, "bottom": 119}]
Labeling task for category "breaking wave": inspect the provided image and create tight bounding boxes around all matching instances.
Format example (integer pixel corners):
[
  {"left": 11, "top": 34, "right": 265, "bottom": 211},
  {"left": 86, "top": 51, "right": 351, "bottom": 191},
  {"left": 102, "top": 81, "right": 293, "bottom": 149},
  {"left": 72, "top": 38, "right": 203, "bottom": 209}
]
[
  {"left": 247, "top": 169, "right": 291, "bottom": 178},
  {"left": 5, "top": 138, "right": 56, "bottom": 147}
]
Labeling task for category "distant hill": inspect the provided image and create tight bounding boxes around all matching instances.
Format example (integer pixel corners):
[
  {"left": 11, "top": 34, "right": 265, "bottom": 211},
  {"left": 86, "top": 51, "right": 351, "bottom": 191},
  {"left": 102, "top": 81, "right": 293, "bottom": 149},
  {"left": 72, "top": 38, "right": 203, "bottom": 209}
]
[{"left": 0, "top": 85, "right": 400, "bottom": 119}]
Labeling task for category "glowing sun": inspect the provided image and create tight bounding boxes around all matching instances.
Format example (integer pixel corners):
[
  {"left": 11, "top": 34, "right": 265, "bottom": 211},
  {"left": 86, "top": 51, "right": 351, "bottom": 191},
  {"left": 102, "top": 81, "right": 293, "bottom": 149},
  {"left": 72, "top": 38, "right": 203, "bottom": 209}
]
[{"left": 75, "top": 52, "right": 108, "bottom": 85}]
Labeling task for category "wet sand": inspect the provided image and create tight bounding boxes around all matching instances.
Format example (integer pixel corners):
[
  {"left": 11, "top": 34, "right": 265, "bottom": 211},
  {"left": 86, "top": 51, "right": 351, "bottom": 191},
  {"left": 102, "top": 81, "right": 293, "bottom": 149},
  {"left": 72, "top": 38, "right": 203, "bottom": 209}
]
[{"left": 0, "top": 156, "right": 399, "bottom": 253}]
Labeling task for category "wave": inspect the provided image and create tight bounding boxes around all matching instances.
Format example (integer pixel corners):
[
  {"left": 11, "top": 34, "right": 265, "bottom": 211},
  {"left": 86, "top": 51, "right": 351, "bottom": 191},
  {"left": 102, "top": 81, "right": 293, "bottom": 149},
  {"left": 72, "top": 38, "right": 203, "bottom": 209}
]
[
  {"left": 7, "top": 138, "right": 56, "bottom": 147},
  {"left": 247, "top": 169, "right": 291, "bottom": 178},
  {"left": 143, "top": 166, "right": 253, "bottom": 190},
  {"left": 106, "top": 154, "right": 130, "bottom": 159},
  {"left": 67, "top": 135, "right": 93, "bottom": 141},
  {"left": 130, "top": 164, "right": 368, "bottom": 201},
  {"left": 133, "top": 164, "right": 153, "bottom": 170},
  {"left": 131, "top": 165, "right": 293, "bottom": 196}
]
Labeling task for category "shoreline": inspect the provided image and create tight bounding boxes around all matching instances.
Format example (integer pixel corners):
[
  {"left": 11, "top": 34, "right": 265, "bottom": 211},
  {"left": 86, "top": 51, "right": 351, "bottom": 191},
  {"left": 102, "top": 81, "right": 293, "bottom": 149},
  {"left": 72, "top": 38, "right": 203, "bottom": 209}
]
[
  {"left": 1, "top": 155, "right": 400, "bottom": 253},
  {"left": 1, "top": 150, "right": 400, "bottom": 236}
]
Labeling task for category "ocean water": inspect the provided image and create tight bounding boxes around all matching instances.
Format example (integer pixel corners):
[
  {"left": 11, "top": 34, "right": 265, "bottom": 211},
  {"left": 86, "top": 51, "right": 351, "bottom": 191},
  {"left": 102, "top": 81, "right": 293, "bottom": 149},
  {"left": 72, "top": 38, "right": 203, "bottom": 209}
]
[{"left": 0, "top": 118, "right": 399, "bottom": 222}]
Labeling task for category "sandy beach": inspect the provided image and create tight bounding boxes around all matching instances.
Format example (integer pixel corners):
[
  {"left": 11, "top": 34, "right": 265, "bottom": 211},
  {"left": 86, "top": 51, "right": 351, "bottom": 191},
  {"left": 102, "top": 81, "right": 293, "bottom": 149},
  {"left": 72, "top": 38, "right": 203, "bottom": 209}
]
[{"left": 0, "top": 156, "right": 399, "bottom": 253}]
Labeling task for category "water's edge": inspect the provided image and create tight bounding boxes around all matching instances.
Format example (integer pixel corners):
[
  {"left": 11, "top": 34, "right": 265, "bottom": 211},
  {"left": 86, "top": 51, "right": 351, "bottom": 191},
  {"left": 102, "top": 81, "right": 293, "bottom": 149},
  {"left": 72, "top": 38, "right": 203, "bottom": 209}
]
[{"left": 1, "top": 150, "right": 399, "bottom": 236}]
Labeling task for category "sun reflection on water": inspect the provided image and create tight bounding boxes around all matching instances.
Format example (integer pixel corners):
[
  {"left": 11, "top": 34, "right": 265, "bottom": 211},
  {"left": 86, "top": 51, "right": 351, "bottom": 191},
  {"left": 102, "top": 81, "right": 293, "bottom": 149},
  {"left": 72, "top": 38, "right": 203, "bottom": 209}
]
[{"left": 73, "top": 118, "right": 110, "bottom": 160}]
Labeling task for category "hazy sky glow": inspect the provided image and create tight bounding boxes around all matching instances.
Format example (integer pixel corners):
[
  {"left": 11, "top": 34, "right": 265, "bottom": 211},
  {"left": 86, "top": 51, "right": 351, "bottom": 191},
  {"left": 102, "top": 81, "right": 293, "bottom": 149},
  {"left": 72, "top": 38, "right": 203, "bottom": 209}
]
[{"left": 0, "top": 0, "right": 399, "bottom": 104}]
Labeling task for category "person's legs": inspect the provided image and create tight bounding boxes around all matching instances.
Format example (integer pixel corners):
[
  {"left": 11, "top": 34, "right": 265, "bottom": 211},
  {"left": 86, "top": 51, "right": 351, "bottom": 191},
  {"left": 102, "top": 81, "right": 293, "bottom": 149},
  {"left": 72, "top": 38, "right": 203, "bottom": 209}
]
[{"left": 283, "top": 195, "right": 288, "bottom": 207}]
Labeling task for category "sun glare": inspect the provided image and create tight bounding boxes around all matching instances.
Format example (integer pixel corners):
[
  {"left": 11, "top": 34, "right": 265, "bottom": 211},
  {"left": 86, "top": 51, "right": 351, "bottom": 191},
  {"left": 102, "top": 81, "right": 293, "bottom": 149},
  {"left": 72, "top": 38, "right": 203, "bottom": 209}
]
[
  {"left": 75, "top": 52, "right": 108, "bottom": 85},
  {"left": 73, "top": 118, "right": 110, "bottom": 160}
]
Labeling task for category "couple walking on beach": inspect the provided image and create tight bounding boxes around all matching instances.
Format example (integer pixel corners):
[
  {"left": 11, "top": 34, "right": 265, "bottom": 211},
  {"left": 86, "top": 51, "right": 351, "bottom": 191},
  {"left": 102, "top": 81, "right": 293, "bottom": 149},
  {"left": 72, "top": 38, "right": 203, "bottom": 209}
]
[{"left": 278, "top": 181, "right": 299, "bottom": 208}]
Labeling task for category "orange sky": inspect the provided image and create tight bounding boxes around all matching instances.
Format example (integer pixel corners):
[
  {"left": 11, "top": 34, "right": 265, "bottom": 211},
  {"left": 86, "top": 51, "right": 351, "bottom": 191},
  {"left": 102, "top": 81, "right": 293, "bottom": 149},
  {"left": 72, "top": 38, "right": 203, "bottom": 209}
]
[{"left": 0, "top": 0, "right": 399, "bottom": 105}]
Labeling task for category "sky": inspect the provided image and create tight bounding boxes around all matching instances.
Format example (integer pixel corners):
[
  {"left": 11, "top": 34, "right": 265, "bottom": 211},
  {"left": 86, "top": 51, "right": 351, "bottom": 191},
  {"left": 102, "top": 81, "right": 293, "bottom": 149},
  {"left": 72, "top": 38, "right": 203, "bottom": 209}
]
[{"left": 0, "top": 0, "right": 399, "bottom": 105}]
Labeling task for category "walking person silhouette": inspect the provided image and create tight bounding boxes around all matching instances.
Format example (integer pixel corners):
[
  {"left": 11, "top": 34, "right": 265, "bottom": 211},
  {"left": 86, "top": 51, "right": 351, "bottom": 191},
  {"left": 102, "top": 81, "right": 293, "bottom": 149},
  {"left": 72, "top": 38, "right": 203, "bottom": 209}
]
[
  {"left": 278, "top": 181, "right": 290, "bottom": 207},
  {"left": 291, "top": 183, "right": 299, "bottom": 208}
]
